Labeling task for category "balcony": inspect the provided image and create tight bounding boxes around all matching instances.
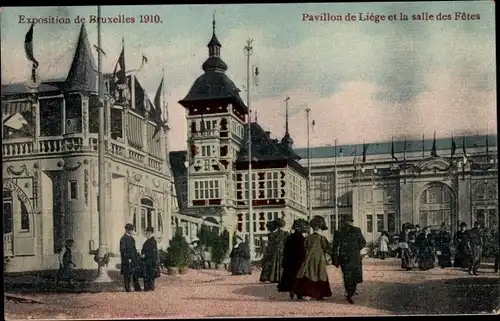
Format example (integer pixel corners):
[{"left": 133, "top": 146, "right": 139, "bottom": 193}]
[
  {"left": 191, "top": 128, "right": 220, "bottom": 139},
  {"left": 2, "top": 135, "right": 166, "bottom": 174}
]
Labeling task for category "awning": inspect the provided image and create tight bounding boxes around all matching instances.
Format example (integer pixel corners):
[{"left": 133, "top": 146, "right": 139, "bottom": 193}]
[{"left": 2, "top": 100, "right": 31, "bottom": 116}]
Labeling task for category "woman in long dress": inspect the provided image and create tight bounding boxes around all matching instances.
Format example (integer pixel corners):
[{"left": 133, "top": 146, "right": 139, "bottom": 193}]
[
  {"left": 259, "top": 220, "right": 277, "bottom": 282},
  {"left": 230, "top": 232, "right": 251, "bottom": 275},
  {"left": 417, "top": 227, "right": 435, "bottom": 270},
  {"left": 399, "top": 224, "right": 413, "bottom": 270},
  {"left": 260, "top": 218, "right": 288, "bottom": 283},
  {"left": 435, "top": 223, "right": 452, "bottom": 268},
  {"left": 378, "top": 231, "right": 389, "bottom": 260},
  {"left": 293, "top": 215, "right": 332, "bottom": 300},
  {"left": 277, "top": 218, "right": 309, "bottom": 300},
  {"left": 453, "top": 222, "right": 468, "bottom": 269}
]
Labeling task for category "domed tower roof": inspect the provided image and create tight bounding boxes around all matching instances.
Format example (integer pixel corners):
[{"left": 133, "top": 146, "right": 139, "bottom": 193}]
[{"left": 178, "top": 15, "right": 247, "bottom": 111}]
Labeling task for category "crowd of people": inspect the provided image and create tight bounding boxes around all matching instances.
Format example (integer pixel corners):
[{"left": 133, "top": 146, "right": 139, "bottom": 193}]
[
  {"left": 236, "top": 215, "right": 367, "bottom": 304},
  {"left": 394, "top": 221, "right": 499, "bottom": 275}
]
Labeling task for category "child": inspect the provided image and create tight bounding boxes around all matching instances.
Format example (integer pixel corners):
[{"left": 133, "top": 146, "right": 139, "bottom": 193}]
[
  {"left": 378, "top": 231, "right": 389, "bottom": 260},
  {"left": 56, "top": 239, "right": 76, "bottom": 287}
]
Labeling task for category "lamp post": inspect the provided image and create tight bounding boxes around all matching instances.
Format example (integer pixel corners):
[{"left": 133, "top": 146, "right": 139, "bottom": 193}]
[
  {"left": 94, "top": 5, "right": 112, "bottom": 283},
  {"left": 244, "top": 38, "right": 255, "bottom": 260},
  {"left": 334, "top": 139, "right": 339, "bottom": 231},
  {"left": 306, "top": 107, "right": 312, "bottom": 220}
]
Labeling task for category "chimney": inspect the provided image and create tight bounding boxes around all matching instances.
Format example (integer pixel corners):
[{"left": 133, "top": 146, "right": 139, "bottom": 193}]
[{"left": 265, "top": 131, "right": 271, "bottom": 138}]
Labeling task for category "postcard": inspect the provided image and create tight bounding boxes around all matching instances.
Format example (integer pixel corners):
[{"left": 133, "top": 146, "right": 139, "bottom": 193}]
[{"left": 2, "top": 2, "right": 497, "bottom": 319}]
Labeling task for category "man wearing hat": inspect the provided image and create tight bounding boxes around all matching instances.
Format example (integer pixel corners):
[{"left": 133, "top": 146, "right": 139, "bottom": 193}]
[
  {"left": 120, "top": 223, "right": 142, "bottom": 292},
  {"left": 332, "top": 216, "right": 366, "bottom": 304},
  {"left": 141, "top": 226, "right": 159, "bottom": 291},
  {"left": 466, "top": 221, "right": 484, "bottom": 275}
]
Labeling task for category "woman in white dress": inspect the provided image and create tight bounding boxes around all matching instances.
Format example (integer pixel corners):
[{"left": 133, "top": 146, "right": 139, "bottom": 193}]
[{"left": 378, "top": 231, "right": 389, "bottom": 260}]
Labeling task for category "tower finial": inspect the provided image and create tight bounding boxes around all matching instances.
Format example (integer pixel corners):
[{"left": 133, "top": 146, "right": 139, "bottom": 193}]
[
  {"left": 213, "top": 11, "right": 216, "bottom": 34},
  {"left": 285, "top": 97, "right": 290, "bottom": 134}
]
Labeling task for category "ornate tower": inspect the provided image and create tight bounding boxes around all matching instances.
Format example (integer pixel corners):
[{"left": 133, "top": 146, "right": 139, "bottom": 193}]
[{"left": 178, "top": 17, "right": 248, "bottom": 226}]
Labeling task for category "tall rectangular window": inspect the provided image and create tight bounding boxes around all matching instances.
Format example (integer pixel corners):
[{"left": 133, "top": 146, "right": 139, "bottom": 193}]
[
  {"left": 377, "top": 214, "right": 384, "bottom": 232},
  {"left": 366, "top": 215, "right": 373, "bottom": 233},
  {"left": 69, "top": 181, "right": 78, "bottom": 200},
  {"left": 387, "top": 212, "right": 396, "bottom": 233}
]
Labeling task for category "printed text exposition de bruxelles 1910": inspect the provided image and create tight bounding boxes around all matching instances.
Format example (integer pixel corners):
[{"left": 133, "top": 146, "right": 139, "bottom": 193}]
[
  {"left": 302, "top": 12, "right": 481, "bottom": 23},
  {"left": 17, "top": 14, "right": 163, "bottom": 24}
]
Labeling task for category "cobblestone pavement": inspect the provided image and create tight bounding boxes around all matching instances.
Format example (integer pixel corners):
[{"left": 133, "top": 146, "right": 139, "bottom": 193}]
[{"left": 4, "top": 258, "right": 499, "bottom": 319}]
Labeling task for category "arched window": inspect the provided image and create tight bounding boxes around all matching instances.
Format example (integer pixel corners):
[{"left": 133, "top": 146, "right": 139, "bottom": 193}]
[
  {"left": 140, "top": 198, "right": 155, "bottom": 234},
  {"left": 419, "top": 184, "right": 453, "bottom": 228}
]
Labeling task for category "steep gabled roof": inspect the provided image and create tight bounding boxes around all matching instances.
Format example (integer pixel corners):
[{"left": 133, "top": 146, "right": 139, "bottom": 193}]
[
  {"left": 64, "top": 24, "right": 97, "bottom": 93},
  {"left": 237, "top": 122, "right": 307, "bottom": 176}
]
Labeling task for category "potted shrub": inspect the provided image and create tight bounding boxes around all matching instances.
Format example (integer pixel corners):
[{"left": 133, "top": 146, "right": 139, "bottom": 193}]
[
  {"left": 212, "top": 229, "right": 230, "bottom": 270},
  {"left": 163, "top": 231, "right": 191, "bottom": 275}
]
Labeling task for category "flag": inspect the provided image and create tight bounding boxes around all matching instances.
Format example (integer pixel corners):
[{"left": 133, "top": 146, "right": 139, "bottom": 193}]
[
  {"left": 200, "top": 113, "right": 206, "bottom": 133},
  {"left": 152, "top": 77, "right": 167, "bottom": 137},
  {"left": 112, "top": 41, "right": 128, "bottom": 104},
  {"left": 253, "top": 66, "right": 259, "bottom": 86},
  {"left": 451, "top": 135, "right": 456, "bottom": 157},
  {"left": 422, "top": 133, "right": 425, "bottom": 159},
  {"left": 362, "top": 141, "right": 368, "bottom": 163},
  {"left": 391, "top": 137, "right": 398, "bottom": 161},
  {"left": 113, "top": 45, "right": 126, "bottom": 84},
  {"left": 188, "top": 134, "right": 196, "bottom": 165},
  {"left": 462, "top": 136, "right": 468, "bottom": 164},
  {"left": 126, "top": 54, "right": 148, "bottom": 76},
  {"left": 24, "top": 23, "right": 39, "bottom": 83},
  {"left": 486, "top": 136, "right": 489, "bottom": 156},
  {"left": 312, "top": 120, "right": 315, "bottom": 133},
  {"left": 353, "top": 145, "right": 358, "bottom": 168},
  {"left": 431, "top": 131, "right": 437, "bottom": 157}
]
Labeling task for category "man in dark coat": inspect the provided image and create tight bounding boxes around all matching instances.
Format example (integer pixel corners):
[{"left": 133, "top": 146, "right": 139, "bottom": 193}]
[
  {"left": 278, "top": 218, "right": 309, "bottom": 300},
  {"left": 120, "top": 223, "right": 142, "bottom": 292},
  {"left": 453, "top": 222, "right": 469, "bottom": 269},
  {"left": 466, "top": 221, "right": 483, "bottom": 275},
  {"left": 332, "top": 216, "right": 367, "bottom": 304},
  {"left": 141, "top": 226, "right": 159, "bottom": 291}
]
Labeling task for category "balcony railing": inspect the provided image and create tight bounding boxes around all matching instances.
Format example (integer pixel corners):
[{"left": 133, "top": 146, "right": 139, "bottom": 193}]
[
  {"left": 192, "top": 128, "right": 220, "bottom": 138},
  {"left": 3, "top": 135, "right": 166, "bottom": 174}
]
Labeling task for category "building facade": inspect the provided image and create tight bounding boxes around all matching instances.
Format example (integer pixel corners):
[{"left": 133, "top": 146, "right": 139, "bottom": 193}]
[
  {"left": 173, "top": 19, "right": 308, "bottom": 256},
  {"left": 295, "top": 135, "right": 498, "bottom": 243},
  {"left": 2, "top": 24, "right": 197, "bottom": 274}
]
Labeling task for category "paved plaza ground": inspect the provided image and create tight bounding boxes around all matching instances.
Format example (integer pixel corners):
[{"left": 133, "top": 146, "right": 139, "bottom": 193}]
[{"left": 4, "top": 258, "right": 499, "bottom": 319}]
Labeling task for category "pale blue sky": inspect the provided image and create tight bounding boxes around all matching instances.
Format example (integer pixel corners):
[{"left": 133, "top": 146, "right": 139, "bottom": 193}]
[{"left": 1, "top": 2, "right": 496, "bottom": 150}]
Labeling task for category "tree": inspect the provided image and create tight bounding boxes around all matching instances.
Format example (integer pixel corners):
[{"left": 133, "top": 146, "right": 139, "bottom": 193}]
[{"left": 212, "top": 229, "right": 230, "bottom": 264}]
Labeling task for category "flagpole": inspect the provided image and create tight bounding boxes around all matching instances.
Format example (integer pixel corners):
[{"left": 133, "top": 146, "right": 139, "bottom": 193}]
[
  {"left": 334, "top": 139, "right": 339, "bottom": 231},
  {"left": 95, "top": 4, "right": 112, "bottom": 283},
  {"left": 403, "top": 139, "right": 407, "bottom": 184},
  {"left": 244, "top": 38, "right": 255, "bottom": 260},
  {"left": 306, "top": 107, "right": 312, "bottom": 220}
]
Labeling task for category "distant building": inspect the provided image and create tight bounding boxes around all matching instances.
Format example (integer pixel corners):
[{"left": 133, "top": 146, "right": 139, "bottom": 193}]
[
  {"left": 171, "top": 18, "right": 308, "bottom": 256},
  {"left": 2, "top": 24, "right": 210, "bottom": 274},
  {"left": 294, "top": 135, "right": 498, "bottom": 242}
]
